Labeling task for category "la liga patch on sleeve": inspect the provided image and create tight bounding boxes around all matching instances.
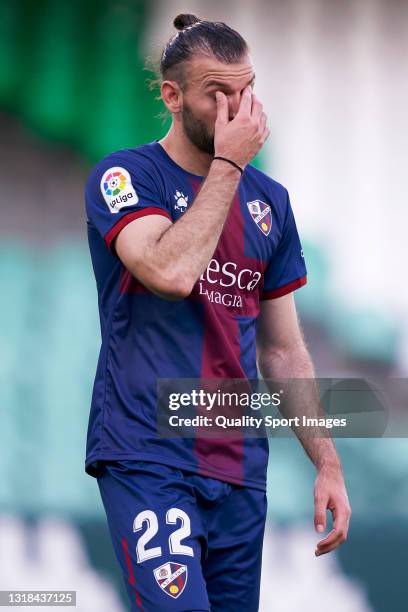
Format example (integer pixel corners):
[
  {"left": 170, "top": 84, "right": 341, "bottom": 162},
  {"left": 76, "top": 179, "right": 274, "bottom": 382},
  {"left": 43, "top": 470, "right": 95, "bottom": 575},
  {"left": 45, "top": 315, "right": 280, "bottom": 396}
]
[{"left": 100, "top": 166, "right": 138, "bottom": 213}]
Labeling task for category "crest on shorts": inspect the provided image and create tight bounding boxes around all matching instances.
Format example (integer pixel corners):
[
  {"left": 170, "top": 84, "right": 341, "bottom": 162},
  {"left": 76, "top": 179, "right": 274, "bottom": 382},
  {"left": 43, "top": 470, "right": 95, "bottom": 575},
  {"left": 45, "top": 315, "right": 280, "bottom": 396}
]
[
  {"left": 153, "top": 561, "right": 188, "bottom": 599},
  {"left": 247, "top": 199, "right": 272, "bottom": 236}
]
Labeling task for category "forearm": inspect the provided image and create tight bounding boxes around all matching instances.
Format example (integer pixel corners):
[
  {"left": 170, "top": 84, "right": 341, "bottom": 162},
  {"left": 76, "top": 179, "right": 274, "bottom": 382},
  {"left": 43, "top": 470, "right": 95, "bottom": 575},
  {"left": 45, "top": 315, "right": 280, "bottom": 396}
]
[
  {"left": 146, "top": 160, "right": 241, "bottom": 294},
  {"left": 117, "top": 86, "right": 269, "bottom": 299},
  {"left": 258, "top": 345, "right": 341, "bottom": 471}
]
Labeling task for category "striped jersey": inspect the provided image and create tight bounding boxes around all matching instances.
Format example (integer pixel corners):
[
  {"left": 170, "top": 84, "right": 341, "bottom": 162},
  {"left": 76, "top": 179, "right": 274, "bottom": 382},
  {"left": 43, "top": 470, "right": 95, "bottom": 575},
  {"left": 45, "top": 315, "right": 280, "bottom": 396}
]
[{"left": 85, "top": 141, "right": 307, "bottom": 490}]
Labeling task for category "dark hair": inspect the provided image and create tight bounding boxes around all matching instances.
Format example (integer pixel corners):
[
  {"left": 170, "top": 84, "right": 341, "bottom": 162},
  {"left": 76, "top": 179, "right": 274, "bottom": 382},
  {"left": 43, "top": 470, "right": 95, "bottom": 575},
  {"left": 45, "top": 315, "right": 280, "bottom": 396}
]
[{"left": 159, "top": 13, "right": 249, "bottom": 89}]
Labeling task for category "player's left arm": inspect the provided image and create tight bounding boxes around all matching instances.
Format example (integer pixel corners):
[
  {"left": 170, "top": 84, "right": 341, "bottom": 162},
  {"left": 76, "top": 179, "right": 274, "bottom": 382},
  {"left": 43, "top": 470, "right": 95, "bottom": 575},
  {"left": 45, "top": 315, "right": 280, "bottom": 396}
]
[{"left": 256, "top": 293, "right": 352, "bottom": 556}]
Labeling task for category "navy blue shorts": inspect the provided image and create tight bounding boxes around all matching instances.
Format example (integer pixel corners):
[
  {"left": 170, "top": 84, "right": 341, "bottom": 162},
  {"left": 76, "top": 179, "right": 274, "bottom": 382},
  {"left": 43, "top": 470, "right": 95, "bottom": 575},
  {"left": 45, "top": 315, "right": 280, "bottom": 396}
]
[{"left": 97, "top": 460, "right": 267, "bottom": 611}]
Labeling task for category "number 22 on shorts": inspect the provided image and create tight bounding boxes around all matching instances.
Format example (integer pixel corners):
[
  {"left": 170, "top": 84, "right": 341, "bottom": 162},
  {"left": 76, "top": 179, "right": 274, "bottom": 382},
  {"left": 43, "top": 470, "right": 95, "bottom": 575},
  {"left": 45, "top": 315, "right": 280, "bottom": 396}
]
[{"left": 133, "top": 508, "right": 194, "bottom": 563}]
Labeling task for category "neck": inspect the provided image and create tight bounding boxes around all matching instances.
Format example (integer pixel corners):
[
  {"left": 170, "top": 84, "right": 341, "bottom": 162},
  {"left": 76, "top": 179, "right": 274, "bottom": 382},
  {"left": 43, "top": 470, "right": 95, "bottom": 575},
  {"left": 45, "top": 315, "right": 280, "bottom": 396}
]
[{"left": 158, "top": 124, "right": 213, "bottom": 177}]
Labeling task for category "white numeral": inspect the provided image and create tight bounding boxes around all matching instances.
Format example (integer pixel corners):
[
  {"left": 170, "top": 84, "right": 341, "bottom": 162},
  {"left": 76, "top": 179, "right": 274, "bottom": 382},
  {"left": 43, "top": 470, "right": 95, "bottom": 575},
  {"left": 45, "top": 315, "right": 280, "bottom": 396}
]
[
  {"left": 167, "top": 508, "right": 194, "bottom": 557},
  {"left": 133, "top": 507, "right": 194, "bottom": 563},
  {"left": 133, "top": 510, "right": 162, "bottom": 563}
]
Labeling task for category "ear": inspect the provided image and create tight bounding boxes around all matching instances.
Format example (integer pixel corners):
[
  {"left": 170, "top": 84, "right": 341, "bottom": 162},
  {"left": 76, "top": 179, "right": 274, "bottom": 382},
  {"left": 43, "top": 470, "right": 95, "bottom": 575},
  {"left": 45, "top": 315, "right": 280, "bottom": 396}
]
[{"left": 161, "top": 80, "right": 183, "bottom": 114}]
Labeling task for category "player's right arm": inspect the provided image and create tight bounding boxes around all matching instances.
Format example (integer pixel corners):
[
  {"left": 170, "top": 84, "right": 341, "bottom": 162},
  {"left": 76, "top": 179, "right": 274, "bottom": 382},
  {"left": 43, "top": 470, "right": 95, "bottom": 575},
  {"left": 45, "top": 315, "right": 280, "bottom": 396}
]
[{"left": 115, "top": 86, "right": 269, "bottom": 300}]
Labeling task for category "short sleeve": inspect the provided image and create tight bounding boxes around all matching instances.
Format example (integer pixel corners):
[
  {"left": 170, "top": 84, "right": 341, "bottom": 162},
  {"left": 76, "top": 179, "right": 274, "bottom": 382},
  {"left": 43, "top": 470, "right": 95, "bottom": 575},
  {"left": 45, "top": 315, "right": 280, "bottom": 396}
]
[
  {"left": 85, "top": 151, "right": 172, "bottom": 252},
  {"left": 261, "top": 190, "right": 307, "bottom": 300}
]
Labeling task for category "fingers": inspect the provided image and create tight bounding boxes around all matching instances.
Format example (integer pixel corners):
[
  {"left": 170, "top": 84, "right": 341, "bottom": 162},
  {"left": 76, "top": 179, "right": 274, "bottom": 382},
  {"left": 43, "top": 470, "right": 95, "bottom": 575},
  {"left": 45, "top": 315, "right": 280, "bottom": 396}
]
[
  {"left": 314, "top": 493, "right": 328, "bottom": 534},
  {"left": 213, "top": 86, "right": 268, "bottom": 165},
  {"left": 237, "top": 85, "right": 253, "bottom": 117},
  {"left": 315, "top": 503, "right": 351, "bottom": 557},
  {"left": 315, "top": 523, "right": 346, "bottom": 556},
  {"left": 258, "top": 112, "right": 268, "bottom": 140},
  {"left": 215, "top": 91, "right": 229, "bottom": 126},
  {"left": 251, "top": 95, "right": 263, "bottom": 120},
  {"left": 247, "top": 95, "right": 268, "bottom": 145},
  {"left": 262, "top": 125, "right": 271, "bottom": 143},
  {"left": 259, "top": 111, "right": 267, "bottom": 130},
  {"left": 262, "top": 127, "right": 270, "bottom": 144}
]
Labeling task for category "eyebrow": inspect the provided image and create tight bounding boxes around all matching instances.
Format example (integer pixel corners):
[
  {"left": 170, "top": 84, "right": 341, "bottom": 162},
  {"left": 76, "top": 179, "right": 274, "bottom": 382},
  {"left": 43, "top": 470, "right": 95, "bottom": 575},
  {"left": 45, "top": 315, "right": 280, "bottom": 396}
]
[{"left": 204, "top": 74, "right": 256, "bottom": 91}]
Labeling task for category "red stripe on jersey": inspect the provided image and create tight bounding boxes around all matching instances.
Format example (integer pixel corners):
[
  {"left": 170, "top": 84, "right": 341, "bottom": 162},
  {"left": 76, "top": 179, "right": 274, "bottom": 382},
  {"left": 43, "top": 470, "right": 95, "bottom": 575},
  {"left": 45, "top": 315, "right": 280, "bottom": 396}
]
[
  {"left": 119, "top": 267, "right": 149, "bottom": 295},
  {"left": 191, "top": 180, "right": 250, "bottom": 485},
  {"left": 121, "top": 537, "right": 143, "bottom": 610},
  {"left": 105, "top": 207, "right": 171, "bottom": 252},
  {"left": 261, "top": 275, "right": 307, "bottom": 300}
]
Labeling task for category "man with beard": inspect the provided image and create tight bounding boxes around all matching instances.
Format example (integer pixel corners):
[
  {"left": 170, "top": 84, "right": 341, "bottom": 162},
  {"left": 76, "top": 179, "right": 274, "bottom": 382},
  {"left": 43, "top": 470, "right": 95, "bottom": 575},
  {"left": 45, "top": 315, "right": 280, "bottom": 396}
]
[{"left": 84, "top": 13, "right": 351, "bottom": 612}]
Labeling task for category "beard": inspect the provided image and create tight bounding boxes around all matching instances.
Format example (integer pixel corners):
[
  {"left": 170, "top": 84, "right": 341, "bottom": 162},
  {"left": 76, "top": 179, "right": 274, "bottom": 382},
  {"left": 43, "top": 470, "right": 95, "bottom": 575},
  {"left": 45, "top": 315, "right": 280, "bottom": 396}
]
[{"left": 182, "top": 101, "right": 215, "bottom": 155}]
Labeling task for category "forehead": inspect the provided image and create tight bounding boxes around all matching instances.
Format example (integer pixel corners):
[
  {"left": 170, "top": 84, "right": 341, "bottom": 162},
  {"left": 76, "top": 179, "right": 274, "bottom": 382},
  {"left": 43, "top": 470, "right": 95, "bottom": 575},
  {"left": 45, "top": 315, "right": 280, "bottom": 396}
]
[{"left": 186, "top": 55, "right": 255, "bottom": 90}]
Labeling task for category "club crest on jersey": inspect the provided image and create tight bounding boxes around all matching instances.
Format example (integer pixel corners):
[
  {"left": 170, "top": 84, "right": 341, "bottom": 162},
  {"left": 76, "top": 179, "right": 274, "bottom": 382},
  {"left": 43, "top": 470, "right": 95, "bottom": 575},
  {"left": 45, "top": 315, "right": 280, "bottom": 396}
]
[
  {"left": 247, "top": 200, "right": 272, "bottom": 236},
  {"left": 153, "top": 562, "right": 188, "bottom": 599},
  {"left": 100, "top": 166, "right": 138, "bottom": 213}
]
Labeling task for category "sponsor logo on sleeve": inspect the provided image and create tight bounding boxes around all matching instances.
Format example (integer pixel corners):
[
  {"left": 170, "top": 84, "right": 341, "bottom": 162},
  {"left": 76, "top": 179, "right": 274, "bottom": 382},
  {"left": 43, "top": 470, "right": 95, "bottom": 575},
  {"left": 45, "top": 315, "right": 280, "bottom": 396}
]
[
  {"left": 100, "top": 166, "right": 138, "bottom": 213},
  {"left": 174, "top": 191, "right": 189, "bottom": 213}
]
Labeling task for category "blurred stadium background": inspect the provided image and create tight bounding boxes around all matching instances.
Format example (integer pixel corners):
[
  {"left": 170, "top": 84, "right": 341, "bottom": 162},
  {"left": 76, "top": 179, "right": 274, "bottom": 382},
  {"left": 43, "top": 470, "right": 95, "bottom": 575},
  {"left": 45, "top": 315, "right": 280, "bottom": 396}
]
[{"left": 1, "top": 0, "right": 407, "bottom": 610}]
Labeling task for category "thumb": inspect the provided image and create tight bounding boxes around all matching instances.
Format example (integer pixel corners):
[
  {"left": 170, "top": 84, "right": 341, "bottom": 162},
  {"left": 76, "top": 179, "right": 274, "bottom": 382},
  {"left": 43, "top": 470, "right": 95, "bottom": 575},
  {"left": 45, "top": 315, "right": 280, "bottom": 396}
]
[
  {"left": 215, "top": 91, "right": 228, "bottom": 126},
  {"left": 314, "top": 498, "right": 327, "bottom": 533}
]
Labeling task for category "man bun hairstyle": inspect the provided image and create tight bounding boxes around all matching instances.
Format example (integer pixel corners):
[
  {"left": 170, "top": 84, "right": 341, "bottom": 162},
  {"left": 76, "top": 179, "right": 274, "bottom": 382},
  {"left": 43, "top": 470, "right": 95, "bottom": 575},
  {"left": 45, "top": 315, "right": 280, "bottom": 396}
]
[
  {"left": 173, "top": 13, "right": 201, "bottom": 30},
  {"left": 160, "top": 13, "right": 249, "bottom": 89}
]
